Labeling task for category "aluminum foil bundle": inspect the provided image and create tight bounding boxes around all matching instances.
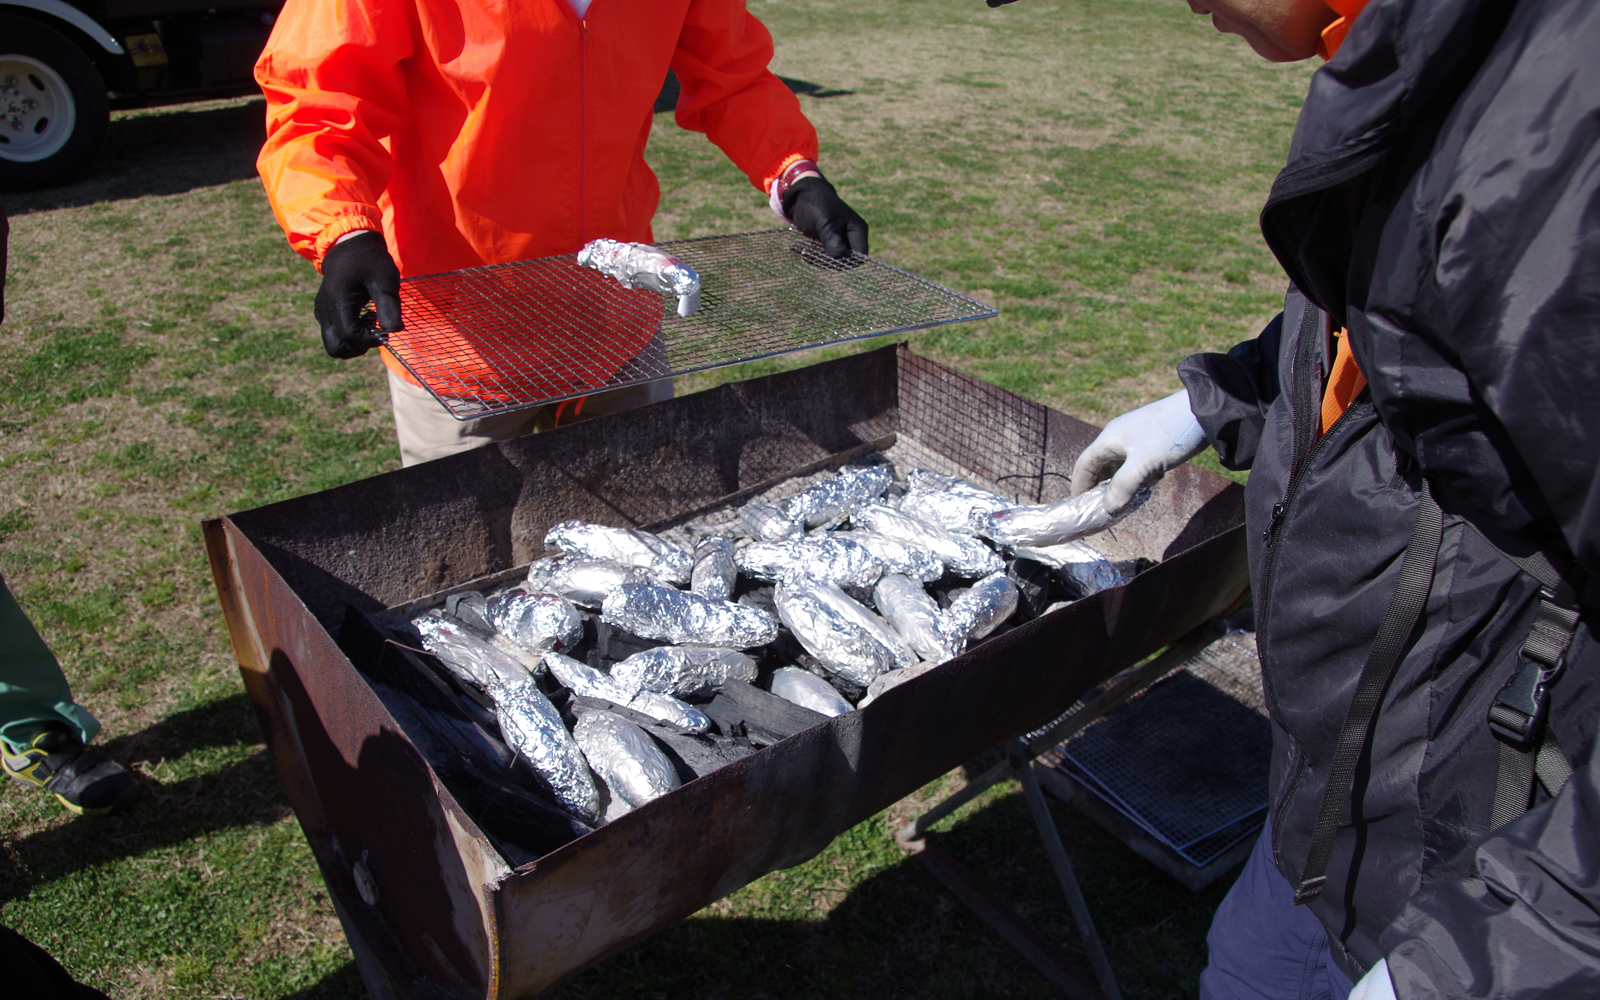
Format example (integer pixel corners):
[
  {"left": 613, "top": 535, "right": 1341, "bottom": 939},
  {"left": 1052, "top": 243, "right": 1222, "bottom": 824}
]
[
  {"left": 848, "top": 531, "right": 944, "bottom": 583},
  {"left": 1012, "top": 540, "right": 1126, "bottom": 597},
  {"left": 628, "top": 688, "right": 712, "bottom": 734},
  {"left": 851, "top": 503, "right": 1003, "bottom": 578},
  {"left": 577, "top": 238, "right": 702, "bottom": 317},
  {"left": 490, "top": 675, "right": 600, "bottom": 822},
  {"left": 413, "top": 612, "right": 531, "bottom": 689},
  {"left": 737, "top": 535, "right": 887, "bottom": 589},
  {"left": 610, "top": 646, "right": 757, "bottom": 699},
  {"left": 544, "top": 651, "right": 711, "bottom": 733},
  {"left": 691, "top": 536, "right": 737, "bottom": 602},
  {"left": 527, "top": 556, "right": 657, "bottom": 609},
  {"left": 977, "top": 483, "right": 1151, "bottom": 548},
  {"left": 739, "top": 502, "right": 802, "bottom": 541},
  {"left": 602, "top": 582, "right": 779, "bottom": 649},
  {"left": 573, "top": 710, "right": 681, "bottom": 810},
  {"left": 782, "top": 465, "right": 894, "bottom": 529},
  {"left": 543, "top": 650, "right": 639, "bottom": 705},
  {"left": 858, "top": 659, "right": 939, "bottom": 709},
  {"left": 935, "top": 571, "right": 1020, "bottom": 652},
  {"left": 872, "top": 573, "right": 953, "bottom": 663},
  {"left": 775, "top": 578, "right": 915, "bottom": 686},
  {"left": 770, "top": 667, "right": 854, "bottom": 717},
  {"left": 544, "top": 520, "right": 694, "bottom": 586},
  {"left": 486, "top": 591, "right": 584, "bottom": 656},
  {"left": 899, "top": 470, "right": 1014, "bottom": 535}
]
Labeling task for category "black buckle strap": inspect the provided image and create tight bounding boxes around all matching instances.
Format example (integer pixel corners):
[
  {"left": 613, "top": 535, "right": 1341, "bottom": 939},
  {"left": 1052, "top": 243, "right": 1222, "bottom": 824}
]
[
  {"left": 1293, "top": 482, "right": 1443, "bottom": 905},
  {"left": 1488, "top": 576, "right": 1583, "bottom": 828},
  {"left": 1487, "top": 654, "right": 1562, "bottom": 747}
]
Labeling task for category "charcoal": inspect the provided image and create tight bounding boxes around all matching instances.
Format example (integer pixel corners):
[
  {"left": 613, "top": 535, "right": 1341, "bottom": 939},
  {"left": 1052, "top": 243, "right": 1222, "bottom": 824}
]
[
  {"left": 702, "top": 679, "right": 830, "bottom": 745},
  {"left": 444, "top": 591, "right": 495, "bottom": 634},
  {"left": 735, "top": 583, "right": 779, "bottom": 618},
  {"left": 1006, "top": 558, "right": 1055, "bottom": 620},
  {"left": 645, "top": 728, "right": 756, "bottom": 783},
  {"left": 593, "top": 620, "right": 667, "bottom": 665}
]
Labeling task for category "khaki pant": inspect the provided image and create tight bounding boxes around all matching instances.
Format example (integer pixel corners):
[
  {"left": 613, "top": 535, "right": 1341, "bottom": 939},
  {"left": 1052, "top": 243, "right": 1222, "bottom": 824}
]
[{"left": 387, "top": 370, "right": 674, "bottom": 467}]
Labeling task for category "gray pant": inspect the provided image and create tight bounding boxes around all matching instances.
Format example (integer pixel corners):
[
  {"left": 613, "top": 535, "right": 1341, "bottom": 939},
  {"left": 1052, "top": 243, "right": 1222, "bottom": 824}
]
[{"left": 387, "top": 370, "right": 675, "bottom": 467}]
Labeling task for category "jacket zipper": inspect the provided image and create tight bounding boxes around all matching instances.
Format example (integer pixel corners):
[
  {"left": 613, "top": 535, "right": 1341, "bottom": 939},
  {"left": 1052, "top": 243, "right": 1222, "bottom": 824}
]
[
  {"left": 1255, "top": 308, "right": 1362, "bottom": 706},
  {"left": 1270, "top": 747, "right": 1308, "bottom": 866}
]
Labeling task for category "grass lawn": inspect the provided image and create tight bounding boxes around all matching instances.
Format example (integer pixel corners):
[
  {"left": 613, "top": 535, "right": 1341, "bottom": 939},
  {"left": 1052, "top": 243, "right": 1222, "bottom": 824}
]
[{"left": 0, "top": 0, "right": 1312, "bottom": 996}]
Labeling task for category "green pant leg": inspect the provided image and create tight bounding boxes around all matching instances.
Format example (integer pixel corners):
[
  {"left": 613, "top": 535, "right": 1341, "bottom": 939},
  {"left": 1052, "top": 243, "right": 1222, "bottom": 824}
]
[{"left": 0, "top": 573, "right": 98, "bottom": 751}]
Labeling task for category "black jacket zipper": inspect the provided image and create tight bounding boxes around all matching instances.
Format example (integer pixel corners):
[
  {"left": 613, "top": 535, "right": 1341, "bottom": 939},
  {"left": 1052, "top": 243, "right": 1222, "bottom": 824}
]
[{"left": 1255, "top": 307, "right": 1364, "bottom": 705}]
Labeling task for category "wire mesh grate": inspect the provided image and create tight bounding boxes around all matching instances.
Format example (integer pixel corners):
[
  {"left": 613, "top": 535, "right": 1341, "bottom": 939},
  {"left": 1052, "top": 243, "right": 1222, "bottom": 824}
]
[
  {"left": 896, "top": 351, "right": 1049, "bottom": 503},
  {"left": 1039, "top": 634, "right": 1270, "bottom": 868},
  {"left": 383, "top": 230, "right": 998, "bottom": 419}
]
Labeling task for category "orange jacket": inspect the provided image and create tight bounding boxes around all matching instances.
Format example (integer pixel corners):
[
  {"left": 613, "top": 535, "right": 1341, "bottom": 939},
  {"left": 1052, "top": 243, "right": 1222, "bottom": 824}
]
[{"left": 255, "top": 0, "right": 819, "bottom": 384}]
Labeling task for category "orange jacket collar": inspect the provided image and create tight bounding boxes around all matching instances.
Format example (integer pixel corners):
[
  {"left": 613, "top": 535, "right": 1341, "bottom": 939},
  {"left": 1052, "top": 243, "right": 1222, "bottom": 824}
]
[{"left": 1317, "top": 0, "right": 1374, "bottom": 60}]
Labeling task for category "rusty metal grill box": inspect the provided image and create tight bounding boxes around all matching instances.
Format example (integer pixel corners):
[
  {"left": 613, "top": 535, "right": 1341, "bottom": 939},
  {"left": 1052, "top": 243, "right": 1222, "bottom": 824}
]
[{"left": 204, "top": 345, "right": 1247, "bottom": 999}]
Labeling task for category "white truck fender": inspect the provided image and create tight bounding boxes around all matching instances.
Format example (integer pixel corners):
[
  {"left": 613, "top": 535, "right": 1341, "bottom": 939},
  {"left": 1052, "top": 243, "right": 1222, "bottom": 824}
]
[{"left": 0, "top": 0, "right": 125, "bottom": 54}]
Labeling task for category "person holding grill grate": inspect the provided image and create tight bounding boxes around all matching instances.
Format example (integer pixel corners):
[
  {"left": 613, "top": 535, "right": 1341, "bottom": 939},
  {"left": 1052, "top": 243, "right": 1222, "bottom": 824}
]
[
  {"left": 1047, "top": 0, "right": 1600, "bottom": 997},
  {"left": 254, "top": 0, "right": 868, "bottom": 466}
]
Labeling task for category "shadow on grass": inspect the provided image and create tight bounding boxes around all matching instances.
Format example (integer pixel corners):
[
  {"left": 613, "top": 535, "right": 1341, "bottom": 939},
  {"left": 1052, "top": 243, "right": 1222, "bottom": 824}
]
[
  {"left": 653, "top": 71, "right": 855, "bottom": 114},
  {"left": 0, "top": 694, "right": 288, "bottom": 903},
  {"left": 279, "top": 960, "right": 369, "bottom": 1000},
  {"left": 274, "top": 786, "right": 1234, "bottom": 1000},
  {"left": 4, "top": 98, "right": 266, "bottom": 212}
]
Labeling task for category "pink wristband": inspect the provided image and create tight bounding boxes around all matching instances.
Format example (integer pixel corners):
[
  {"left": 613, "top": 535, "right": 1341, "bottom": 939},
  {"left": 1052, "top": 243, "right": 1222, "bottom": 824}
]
[{"left": 768, "top": 158, "right": 821, "bottom": 222}]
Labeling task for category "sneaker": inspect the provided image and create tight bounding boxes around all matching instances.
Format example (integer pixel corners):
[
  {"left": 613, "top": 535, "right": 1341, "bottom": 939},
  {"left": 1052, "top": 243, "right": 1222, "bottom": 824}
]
[{"left": 2, "top": 727, "right": 140, "bottom": 816}]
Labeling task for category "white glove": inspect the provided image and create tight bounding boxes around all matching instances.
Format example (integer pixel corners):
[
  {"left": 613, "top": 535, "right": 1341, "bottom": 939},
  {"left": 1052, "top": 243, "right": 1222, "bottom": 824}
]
[
  {"left": 1069, "top": 389, "right": 1208, "bottom": 510},
  {"left": 1346, "top": 958, "right": 1398, "bottom": 1000}
]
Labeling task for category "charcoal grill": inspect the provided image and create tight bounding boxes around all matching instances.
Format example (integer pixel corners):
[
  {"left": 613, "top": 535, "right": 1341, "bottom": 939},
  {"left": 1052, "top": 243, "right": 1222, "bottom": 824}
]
[
  {"left": 382, "top": 230, "right": 997, "bottom": 419},
  {"left": 203, "top": 345, "right": 1248, "bottom": 999}
]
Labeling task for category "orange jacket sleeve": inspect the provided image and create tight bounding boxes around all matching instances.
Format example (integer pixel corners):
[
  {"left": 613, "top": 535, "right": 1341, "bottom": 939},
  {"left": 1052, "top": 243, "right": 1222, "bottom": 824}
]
[
  {"left": 255, "top": 0, "right": 416, "bottom": 270},
  {"left": 670, "top": 0, "right": 820, "bottom": 193}
]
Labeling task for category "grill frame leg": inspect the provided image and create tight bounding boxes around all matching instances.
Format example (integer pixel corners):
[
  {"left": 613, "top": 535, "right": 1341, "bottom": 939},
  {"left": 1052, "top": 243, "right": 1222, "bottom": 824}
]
[{"left": 892, "top": 629, "right": 1220, "bottom": 999}]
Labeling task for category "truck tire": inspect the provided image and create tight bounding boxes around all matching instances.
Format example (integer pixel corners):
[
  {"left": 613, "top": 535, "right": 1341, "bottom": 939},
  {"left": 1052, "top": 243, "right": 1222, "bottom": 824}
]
[{"left": 0, "top": 15, "right": 110, "bottom": 189}]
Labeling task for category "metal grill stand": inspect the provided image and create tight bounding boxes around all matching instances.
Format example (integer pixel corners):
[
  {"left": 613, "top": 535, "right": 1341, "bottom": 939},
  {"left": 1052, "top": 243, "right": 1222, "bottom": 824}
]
[{"left": 893, "top": 628, "right": 1224, "bottom": 1000}]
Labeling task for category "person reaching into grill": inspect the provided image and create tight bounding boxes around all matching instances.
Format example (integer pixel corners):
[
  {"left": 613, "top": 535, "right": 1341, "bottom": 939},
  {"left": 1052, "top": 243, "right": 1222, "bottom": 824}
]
[
  {"left": 1043, "top": 0, "right": 1600, "bottom": 997},
  {"left": 255, "top": 0, "right": 869, "bottom": 467}
]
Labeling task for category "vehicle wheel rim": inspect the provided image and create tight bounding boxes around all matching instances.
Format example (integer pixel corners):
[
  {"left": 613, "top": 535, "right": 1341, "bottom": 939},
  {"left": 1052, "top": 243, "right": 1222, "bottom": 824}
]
[{"left": 0, "top": 54, "right": 78, "bottom": 164}]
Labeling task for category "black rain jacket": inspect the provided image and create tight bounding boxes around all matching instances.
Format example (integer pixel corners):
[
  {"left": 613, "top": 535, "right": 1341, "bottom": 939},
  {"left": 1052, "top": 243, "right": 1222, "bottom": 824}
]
[{"left": 1176, "top": 0, "right": 1600, "bottom": 994}]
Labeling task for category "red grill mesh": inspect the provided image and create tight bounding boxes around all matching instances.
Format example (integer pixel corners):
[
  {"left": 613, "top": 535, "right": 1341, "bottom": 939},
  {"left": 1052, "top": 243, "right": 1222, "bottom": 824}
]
[{"left": 382, "top": 230, "right": 998, "bottom": 419}]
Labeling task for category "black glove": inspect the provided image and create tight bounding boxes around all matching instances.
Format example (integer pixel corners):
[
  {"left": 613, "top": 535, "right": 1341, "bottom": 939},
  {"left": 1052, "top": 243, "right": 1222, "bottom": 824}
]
[
  {"left": 783, "top": 176, "right": 869, "bottom": 259},
  {"left": 314, "top": 230, "right": 403, "bottom": 359}
]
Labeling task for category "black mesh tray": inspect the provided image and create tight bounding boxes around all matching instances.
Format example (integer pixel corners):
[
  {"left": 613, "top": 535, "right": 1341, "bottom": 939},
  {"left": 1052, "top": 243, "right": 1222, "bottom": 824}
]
[{"left": 381, "top": 230, "right": 998, "bottom": 419}]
